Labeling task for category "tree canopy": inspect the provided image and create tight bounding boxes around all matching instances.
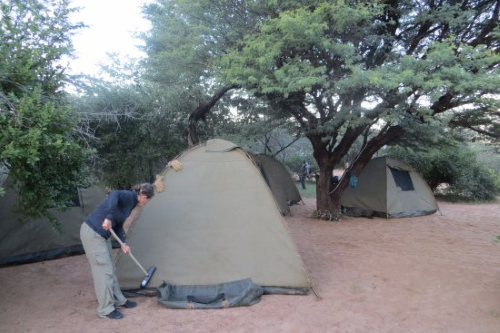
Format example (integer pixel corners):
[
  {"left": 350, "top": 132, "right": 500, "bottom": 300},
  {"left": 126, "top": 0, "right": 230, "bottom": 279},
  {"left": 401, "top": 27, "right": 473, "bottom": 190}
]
[
  {"left": 71, "top": 78, "right": 188, "bottom": 189},
  {"left": 142, "top": 0, "right": 500, "bottom": 213}
]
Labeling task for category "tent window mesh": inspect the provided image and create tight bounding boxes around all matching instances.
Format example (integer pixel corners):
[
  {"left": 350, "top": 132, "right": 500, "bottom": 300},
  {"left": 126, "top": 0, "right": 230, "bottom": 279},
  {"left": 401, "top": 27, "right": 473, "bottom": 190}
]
[{"left": 389, "top": 167, "right": 415, "bottom": 191}]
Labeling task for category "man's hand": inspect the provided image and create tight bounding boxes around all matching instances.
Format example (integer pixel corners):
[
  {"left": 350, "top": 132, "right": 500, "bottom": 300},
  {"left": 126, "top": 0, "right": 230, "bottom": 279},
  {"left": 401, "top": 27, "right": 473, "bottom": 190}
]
[
  {"left": 102, "top": 218, "right": 112, "bottom": 231},
  {"left": 121, "top": 244, "right": 131, "bottom": 254}
]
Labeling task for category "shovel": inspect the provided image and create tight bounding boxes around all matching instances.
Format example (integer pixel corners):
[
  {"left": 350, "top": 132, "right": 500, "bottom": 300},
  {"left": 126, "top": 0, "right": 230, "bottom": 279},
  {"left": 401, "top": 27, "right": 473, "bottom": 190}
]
[{"left": 109, "top": 228, "right": 156, "bottom": 289}]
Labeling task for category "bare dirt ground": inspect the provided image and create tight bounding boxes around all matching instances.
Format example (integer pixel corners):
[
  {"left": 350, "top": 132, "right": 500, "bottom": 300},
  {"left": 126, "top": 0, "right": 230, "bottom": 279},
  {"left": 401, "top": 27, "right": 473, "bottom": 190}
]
[{"left": 1, "top": 198, "right": 499, "bottom": 333}]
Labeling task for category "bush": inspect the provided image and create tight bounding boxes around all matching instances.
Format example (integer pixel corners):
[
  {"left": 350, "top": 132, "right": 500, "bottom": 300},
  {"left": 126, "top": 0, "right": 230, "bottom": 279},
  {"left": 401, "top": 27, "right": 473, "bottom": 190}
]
[{"left": 386, "top": 146, "right": 500, "bottom": 202}]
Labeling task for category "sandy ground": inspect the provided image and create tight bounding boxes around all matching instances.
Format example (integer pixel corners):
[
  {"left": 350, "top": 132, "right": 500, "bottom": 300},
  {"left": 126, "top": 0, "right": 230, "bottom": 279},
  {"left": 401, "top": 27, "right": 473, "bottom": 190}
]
[{"left": 1, "top": 198, "right": 499, "bottom": 333}]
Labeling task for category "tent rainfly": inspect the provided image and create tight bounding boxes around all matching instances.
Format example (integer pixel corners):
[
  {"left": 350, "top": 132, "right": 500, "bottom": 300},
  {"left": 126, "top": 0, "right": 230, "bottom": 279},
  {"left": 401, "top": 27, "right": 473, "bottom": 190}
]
[
  {"left": 341, "top": 156, "right": 438, "bottom": 218},
  {"left": 115, "top": 139, "right": 311, "bottom": 309}
]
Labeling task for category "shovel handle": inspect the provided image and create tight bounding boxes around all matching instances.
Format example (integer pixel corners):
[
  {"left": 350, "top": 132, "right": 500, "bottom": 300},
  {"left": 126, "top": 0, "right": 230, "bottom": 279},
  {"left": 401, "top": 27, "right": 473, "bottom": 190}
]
[{"left": 109, "top": 228, "right": 148, "bottom": 276}]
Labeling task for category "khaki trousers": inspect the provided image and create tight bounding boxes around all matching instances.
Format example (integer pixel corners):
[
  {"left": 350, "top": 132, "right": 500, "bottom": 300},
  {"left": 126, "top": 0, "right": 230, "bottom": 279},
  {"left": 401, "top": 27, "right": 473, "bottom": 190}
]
[{"left": 80, "top": 222, "right": 127, "bottom": 317}]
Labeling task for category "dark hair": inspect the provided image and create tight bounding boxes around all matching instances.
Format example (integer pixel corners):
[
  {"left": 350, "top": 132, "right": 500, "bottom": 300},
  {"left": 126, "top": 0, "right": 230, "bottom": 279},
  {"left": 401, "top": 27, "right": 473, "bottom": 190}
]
[{"left": 133, "top": 183, "right": 155, "bottom": 199}]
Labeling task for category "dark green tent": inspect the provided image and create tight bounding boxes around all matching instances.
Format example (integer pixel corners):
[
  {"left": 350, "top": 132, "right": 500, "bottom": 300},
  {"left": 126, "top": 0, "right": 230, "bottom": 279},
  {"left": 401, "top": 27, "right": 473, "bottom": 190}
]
[
  {"left": 0, "top": 170, "right": 107, "bottom": 266},
  {"left": 115, "top": 139, "right": 311, "bottom": 308},
  {"left": 250, "top": 153, "right": 302, "bottom": 215},
  {"left": 341, "top": 156, "right": 438, "bottom": 218}
]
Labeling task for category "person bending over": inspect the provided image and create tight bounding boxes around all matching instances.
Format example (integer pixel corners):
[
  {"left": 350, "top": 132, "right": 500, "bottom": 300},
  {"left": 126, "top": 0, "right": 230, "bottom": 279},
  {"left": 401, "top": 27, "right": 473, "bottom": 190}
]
[{"left": 80, "top": 183, "right": 154, "bottom": 319}]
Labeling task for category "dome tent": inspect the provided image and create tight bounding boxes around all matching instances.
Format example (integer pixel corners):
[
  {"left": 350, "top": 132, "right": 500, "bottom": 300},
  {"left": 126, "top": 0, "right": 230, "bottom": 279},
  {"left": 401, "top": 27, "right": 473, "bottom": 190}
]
[
  {"left": 115, "top": 139, "right": 311, "bottom": 308},
  {"left": 341, "top": 156, "right": 438, "bottom": 218}
]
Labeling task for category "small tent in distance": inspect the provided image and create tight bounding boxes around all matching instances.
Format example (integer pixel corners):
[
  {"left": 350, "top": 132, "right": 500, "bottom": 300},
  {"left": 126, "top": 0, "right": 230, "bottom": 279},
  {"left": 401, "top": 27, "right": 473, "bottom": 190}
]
[
  {"left": 115, "top": 139, "right": 311, "bottom": 308},
  {"left": 341, "top": 156, "right": 438, "bottom": 218},
  {"left": 0, "top": 171, "right": 107, "bottom": 266},
  {"left": 250, "top": 153, "right": 302, "bottom": 215}
]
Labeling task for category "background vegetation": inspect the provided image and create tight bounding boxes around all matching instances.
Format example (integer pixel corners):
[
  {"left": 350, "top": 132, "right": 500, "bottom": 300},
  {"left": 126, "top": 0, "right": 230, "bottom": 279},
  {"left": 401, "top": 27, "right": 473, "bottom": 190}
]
[
  {"left": 1, "top": 0, "right": 499, "bottom": 226},
  {"left": 385, "top": 145, "right": 500, "bottom": 202}
]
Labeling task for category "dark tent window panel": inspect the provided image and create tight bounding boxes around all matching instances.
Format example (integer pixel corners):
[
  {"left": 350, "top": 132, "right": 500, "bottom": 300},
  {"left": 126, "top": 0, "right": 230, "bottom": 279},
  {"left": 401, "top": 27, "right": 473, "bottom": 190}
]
[{"left": 389, "top": 168, "right": 415, "bottom": 191}]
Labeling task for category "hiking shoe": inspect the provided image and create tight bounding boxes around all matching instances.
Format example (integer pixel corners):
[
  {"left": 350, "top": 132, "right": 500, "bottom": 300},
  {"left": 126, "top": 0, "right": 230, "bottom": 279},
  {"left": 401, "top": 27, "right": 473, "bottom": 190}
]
[
  {"left": 99, "top": 310, "right": 124, "bottom": 319},
  {"left": 119, "top": 300, "right": 137, "bottom": 309}
]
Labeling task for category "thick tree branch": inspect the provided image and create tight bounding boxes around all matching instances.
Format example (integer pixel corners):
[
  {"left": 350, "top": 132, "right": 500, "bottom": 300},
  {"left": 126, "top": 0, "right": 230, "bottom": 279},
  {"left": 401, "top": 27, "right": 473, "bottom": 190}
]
[
  {"left": 469, "top": 0, "right": 499, "bottom": 47},
  {"left": 188, "top": 84, "right": 239, "bottom": 147}
]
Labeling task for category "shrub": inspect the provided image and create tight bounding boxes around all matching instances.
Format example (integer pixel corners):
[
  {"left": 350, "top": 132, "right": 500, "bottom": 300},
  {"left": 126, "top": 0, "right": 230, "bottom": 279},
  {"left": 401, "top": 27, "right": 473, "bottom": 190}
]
[{"left": 386, "top": 146, "right": 500, "bottom": 202}]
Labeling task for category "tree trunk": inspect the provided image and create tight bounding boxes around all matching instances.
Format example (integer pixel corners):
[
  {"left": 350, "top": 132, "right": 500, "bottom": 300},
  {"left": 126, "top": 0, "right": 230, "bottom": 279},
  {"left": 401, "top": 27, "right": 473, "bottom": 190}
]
[
  {"left": 315, "top": 168, "right": 334, "bottom": 212},
  {"left": 312, "top": 144, "right": 343, "bottom": 214},
  {"left": 308, "top": 127, "right": 364, "bottom": 214},
  {"left": 313, "top": 125, "right": 405, "bottom": 214}
]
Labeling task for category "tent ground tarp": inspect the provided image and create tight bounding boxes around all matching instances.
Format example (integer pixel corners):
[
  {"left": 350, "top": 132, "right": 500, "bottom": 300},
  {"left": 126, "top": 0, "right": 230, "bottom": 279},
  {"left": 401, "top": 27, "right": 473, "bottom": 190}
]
[{"left": 157, "top": 278, "right": 263, "bottom": 309}]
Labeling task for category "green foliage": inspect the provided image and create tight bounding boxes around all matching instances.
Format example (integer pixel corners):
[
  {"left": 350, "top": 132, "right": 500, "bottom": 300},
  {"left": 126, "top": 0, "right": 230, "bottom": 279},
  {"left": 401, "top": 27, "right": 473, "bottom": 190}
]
[
  {"left": 469, "top": 143, "right": 500, "bottom": 174},
  {"left": 0, "top": 0, "right": 88, "bottom": 226},
  {"left": 72, "top": 81, "right": 187, "bottom": 189},
  {"left": 0, "top": 88, "right": 90, "bottom": 225},
  {"left": 141, "top": 0, "right": 245, "bottom": 144},
  {"left": 141, "top": 0, "right": 500, "bottom": 212},
  {"left": 386, "top": 145, "right": 500, "bottom": 202},
  {"left": 286, "top": 154, "right": 317, "bottom": 175},
  {"left": 235, "top": 126, "right": 317, "bottom": 174}
]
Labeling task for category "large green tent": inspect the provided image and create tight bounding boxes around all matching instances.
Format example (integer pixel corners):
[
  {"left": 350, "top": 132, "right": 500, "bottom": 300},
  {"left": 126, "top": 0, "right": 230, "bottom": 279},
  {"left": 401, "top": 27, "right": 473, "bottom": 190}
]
[
  {"left": 115, "top": 139, "right": 311, "bottom": 308},
  {"left": 341, "top": 156, "right": 438, "bottom": 218},
  {"left": 0, "top": 170, "right": 107, "bottom": 266}
]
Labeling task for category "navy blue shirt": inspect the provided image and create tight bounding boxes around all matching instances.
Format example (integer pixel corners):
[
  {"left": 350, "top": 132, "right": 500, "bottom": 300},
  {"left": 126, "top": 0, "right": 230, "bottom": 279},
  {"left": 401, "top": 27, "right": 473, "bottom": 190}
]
[{"left": 85, "top": 190, "right": 138, "bottom": 242}]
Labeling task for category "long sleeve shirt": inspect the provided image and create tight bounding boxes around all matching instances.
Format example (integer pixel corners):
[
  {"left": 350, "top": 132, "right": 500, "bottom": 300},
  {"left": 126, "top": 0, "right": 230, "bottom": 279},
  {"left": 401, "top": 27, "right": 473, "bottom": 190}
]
[{"left": 85, "top": 190, "right": 138, "bottom": 242}]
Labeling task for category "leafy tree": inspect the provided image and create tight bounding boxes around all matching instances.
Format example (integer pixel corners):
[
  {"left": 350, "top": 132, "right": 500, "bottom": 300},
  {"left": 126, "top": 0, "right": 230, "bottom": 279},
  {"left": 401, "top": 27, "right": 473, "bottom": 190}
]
[
  {"left": 143, "top": 0, "right": 500, "bottom": 214},
  {"left": 141, "top": 0, "right": 259, "bottom": 146},
  {"left": 0, "top": 0, "right": 88, "bottom": 226},
  {"left": 70, "top": 76, "right": 187, "bottom": 189},
  {"left": 231, "top": 125, "right": 317, "bottom": 172},
  {"left": 469, "top": 142, "right": 500, "bottom": 174},
  {"left": 219, "top": 0, "right": 500, "bottom": 212}
]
